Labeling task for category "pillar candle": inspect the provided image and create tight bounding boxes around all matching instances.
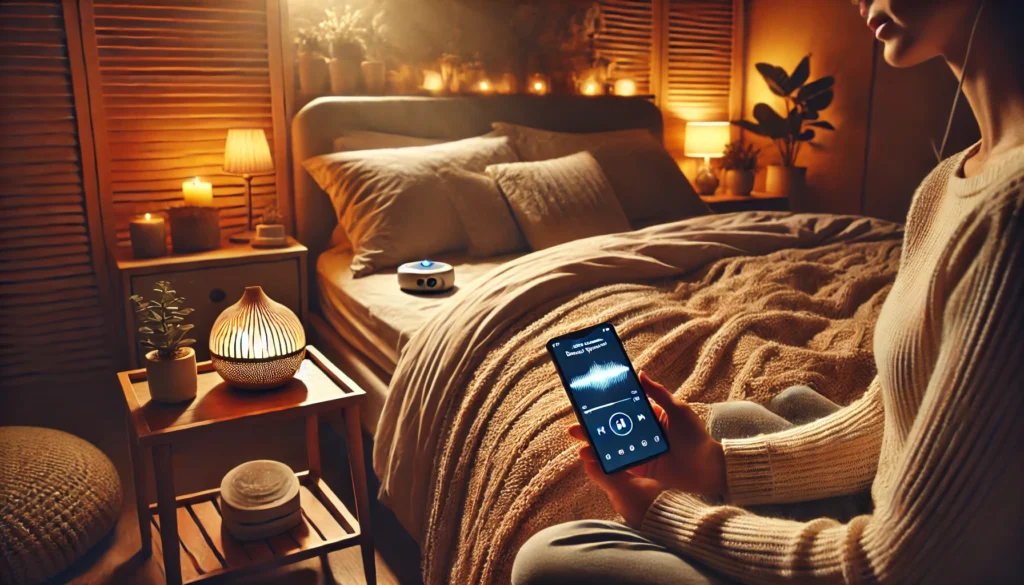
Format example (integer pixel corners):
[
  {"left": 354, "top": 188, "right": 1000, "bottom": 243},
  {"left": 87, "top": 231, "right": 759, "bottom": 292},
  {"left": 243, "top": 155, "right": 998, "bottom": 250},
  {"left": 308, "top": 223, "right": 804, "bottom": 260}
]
[
  {"left": 182, "top": 177, "right": 213, "bottom": 207},
  {"left": 129, "top": 213, "right": 166, "bottom": 258},
  {"left": 527, "top": 74, "right": 550, "bottom": 96},
  {"left": 614, "top": 78, "right": 637, "bottom": 97}
]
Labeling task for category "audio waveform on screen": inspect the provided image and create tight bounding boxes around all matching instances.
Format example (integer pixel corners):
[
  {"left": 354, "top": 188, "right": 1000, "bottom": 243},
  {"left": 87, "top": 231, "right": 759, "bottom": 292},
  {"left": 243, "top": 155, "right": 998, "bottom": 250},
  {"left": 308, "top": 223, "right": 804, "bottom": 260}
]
[{"left": 569, "top": 362, "right": 630, "bottom": 392}]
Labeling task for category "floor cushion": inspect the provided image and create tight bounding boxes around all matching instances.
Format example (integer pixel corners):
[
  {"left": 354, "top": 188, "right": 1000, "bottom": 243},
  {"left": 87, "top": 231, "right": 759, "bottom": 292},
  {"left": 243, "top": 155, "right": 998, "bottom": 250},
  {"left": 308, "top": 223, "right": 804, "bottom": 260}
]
[{"left": 0, "top": 427, "right": 122, "bottom": 585}]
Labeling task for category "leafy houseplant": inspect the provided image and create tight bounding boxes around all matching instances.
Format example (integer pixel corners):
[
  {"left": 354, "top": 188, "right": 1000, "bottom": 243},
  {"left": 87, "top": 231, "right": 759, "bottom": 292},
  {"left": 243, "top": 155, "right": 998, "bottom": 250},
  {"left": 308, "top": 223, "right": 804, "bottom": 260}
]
[
  {"left": 732, "top": 55, "right": 835, "bottom": 202},
  {"left": 295, "top": 27, "right": 328, "bottom": 95},
  {"left": 721, "top": 141, "right": 761, "bottom": 196},
  {"left": 254, "top": 204, "right": 287, "bottom": 248},
  {"left": 319, "top": 6, "right": 367, "bottom": 94},
  {"left": 130, "top": 281, "right": 198, "bottom": 403}
]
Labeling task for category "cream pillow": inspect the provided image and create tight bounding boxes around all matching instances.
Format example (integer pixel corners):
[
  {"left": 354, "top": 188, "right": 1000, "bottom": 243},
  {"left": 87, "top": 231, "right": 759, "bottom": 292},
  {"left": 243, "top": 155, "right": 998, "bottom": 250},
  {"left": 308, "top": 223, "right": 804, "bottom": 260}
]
[
  {"left": 437, "top": 168, "right": 526, "bottom": 257},
  {"left": 304, "top": 135, "right": 518, "bottom": 276},
  {"left": 486, "top": 152, "right": 631, "bottom": 251},
  {"left": 332, "top": 130, "right": 444, "bottom": 153},
  {"left": 491, "top": 122, "right": 709, "bottom": 225}
]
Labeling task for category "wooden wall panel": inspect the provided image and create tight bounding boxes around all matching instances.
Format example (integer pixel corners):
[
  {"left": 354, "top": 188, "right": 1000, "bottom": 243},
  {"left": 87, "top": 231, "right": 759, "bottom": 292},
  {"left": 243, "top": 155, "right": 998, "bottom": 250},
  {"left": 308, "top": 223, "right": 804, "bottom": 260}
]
[
  {"left": 597, "top": 0, "right": 654, "bottom": 96},
  {"left": 0, "top": 0, "right": 113, "bottom": 385},
  {"left": 80, "top": 0, "right": 283, "bottom": 248}
]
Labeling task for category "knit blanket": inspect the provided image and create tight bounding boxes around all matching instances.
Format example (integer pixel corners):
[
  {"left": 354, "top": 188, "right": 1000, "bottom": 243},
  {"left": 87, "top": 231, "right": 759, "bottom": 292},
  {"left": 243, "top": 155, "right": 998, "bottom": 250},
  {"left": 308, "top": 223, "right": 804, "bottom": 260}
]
[{"left": 372, "top": 212, "right": 903, "bottom": 585}]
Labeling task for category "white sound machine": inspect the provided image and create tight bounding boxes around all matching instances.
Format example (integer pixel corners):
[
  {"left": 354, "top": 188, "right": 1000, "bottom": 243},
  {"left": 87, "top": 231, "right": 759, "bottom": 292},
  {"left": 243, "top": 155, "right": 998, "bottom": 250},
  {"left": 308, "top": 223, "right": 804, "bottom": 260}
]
[{"left": 397, "top": 260, "right": 455, "bottom": 293}]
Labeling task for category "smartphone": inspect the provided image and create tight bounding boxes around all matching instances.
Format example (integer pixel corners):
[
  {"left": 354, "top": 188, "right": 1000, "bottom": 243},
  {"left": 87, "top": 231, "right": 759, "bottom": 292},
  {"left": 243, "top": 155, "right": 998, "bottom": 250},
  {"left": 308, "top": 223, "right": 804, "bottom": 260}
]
[{"left": 548, "top": 322, "right": 669, "bottom": 474}]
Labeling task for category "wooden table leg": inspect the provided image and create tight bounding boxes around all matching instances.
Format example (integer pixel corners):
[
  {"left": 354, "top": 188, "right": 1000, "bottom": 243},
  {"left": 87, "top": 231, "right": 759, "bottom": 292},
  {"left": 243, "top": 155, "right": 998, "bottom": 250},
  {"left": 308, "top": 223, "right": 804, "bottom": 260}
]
[
  {"left": 306, "top": 414, "right": 322, "bottom": 478},
  {"left": 127, "top": 418, "right": 152, "bottom": 557},
  {"left": 152, "top": 444, "right": 182, "bottom": 585},
  {"left": 343, "top": 405, "right": 376, "bottom": 585}
]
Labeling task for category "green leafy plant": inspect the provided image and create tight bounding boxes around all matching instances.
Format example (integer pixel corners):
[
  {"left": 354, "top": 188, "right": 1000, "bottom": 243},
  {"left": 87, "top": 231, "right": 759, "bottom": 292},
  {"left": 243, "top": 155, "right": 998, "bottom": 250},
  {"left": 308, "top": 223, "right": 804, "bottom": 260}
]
[
  {"left": 721, "top": 141, "right": 761, "bottom": 171},
  {"left": 732, "top": 55, "right": 835, "bottom": 167},
  {"left": 129, "top": 281, "right": 195, "bottom": 360}
]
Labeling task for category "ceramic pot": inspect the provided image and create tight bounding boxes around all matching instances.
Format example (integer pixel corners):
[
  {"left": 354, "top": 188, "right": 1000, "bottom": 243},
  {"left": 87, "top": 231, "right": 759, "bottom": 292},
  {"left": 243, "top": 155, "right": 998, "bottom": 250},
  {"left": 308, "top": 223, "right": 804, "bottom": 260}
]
[
  {"left": 144, "top": 347, "right": 197, "bottom": 403},
  {"left": 361, "top": 61, "right": 386, "bottom": 94},
  {"left": 329, "top": 58, "right": 363, "bottom": 94},
  {"left": 725, "top": 170, "right": 756, "bottom": 196},
  {"left": 766, "top": 165, "right": 807, "bottom": 209},
  {"left": 296, "top": 52, "right": 328, "bottom": 95}
]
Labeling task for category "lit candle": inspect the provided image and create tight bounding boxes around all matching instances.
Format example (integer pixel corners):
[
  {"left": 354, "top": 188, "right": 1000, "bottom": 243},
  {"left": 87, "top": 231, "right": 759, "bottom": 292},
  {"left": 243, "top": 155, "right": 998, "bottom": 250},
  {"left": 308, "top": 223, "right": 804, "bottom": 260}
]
[
  {"left": 182, "top": 177, "right": 213, "bottom": 207},
  {"left": 582, "top": 81, "right": 600, "bottom": 96},
  {"left": 422, "top": 70, "right": 444, "bottom": 93},
  {"left": 129, "top": 212, "right": 166, "bottom": 258},
  {"left": 476, "top": 78, "right": 493, "bottom": 94},
  {"left": 614, "top": 78, "right": 637, "bottom": 97},
  {"left": 527, "top": 74, "right": 549, "bottom": 96}
]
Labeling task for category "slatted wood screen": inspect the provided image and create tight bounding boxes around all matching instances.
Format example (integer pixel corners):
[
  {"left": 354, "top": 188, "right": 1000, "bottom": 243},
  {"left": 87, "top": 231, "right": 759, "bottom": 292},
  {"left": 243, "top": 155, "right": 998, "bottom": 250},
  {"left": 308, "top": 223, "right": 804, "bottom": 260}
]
[
  {"left": 80, "top": 0, "right": 283, "bottom": 247},
  {"left": 0, "top": 0, "right": 113, "bottom": 385},
  {"left": 597, "top": 0, "right": 655, "bottom": 97}
]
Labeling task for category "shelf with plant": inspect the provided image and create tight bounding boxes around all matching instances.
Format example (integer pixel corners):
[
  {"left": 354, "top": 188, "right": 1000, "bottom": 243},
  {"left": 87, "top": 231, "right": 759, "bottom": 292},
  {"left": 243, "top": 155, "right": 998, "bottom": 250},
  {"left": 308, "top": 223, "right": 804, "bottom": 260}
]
[{"left": 129, "top": 281, "right": 197, "bottom": 403}]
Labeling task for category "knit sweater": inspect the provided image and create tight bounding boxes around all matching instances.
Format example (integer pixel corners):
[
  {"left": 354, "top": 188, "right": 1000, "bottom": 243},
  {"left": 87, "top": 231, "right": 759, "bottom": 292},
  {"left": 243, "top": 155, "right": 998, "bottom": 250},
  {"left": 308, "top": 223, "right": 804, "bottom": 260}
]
[{"left": 641, "top": 144, "right": 1024, "bottom": 584}]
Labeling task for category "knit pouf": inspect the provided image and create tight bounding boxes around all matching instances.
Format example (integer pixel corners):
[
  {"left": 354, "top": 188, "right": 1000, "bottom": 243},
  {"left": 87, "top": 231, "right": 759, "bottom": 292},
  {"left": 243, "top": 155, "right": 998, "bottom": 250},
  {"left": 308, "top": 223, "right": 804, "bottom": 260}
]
[{"left": 0, "top": 427, "right": 122, "bottom": 585}]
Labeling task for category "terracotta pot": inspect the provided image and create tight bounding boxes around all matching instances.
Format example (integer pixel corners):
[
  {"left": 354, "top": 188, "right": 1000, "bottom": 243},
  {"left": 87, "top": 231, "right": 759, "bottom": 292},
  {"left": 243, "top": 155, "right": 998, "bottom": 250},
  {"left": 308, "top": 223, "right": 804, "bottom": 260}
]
[
  {"left": 329, "top": 58, "right": 363, "bottom": 95},
  {"left": 296, "top": 52, "right": 328, "bottom": 95},
  {"left": 144, "top": 347, "right": 197, "bottom": 403},
  {"left": 766, "top": 165, "right": 807, "bottom": 208},
  {"left": 361, "top": 61, "right": 386, "bottom": 94},
  {"left": 725, "top": 170, "right": 756, "bottom": 196}
]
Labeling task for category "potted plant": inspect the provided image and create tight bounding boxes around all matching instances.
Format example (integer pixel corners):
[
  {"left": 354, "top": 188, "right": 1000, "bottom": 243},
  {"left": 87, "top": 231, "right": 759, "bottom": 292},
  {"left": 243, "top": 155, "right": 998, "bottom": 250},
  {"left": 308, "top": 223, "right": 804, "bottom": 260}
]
[
  {"left": 129, "top": 281, "right": 197, "bottom": 403},
  {"left": 361, "top": 10, "right": 391, "bottom": 95},
  {"left": 319, "top": 6, "right": 367, "bottom": 95},
  {"left": 295, "top": 27, "right": 328, "bottom": 96},
  {"left": 721, "top": 141, "right": 761, "bottom": 196},
  {"left": 253, "top": 204, "right": 287, "bottom": 248},
  {"left": 732, "top": 55, "right": 835, "bottom": 206}
]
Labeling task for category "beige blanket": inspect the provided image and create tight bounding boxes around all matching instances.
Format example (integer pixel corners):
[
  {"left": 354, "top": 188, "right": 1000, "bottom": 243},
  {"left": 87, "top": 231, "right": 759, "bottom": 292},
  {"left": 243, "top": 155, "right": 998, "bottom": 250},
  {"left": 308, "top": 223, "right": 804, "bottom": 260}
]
[{"left": 372, "top": 212, "right": 903, "bottom": 585}]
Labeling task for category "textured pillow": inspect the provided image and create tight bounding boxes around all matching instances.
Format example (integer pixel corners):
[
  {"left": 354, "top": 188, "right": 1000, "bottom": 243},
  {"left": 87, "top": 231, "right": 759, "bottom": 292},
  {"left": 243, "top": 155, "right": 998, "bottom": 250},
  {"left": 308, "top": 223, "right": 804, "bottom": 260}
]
[
  {"left": 438, "top": 167, "right": 526, "bottom": 257},
  {"left": 491, "top": 122, "right": 709, "bottom": 225},
  {"left": 332, "top": 130, "right": 444, "bottom": 153},
  {"left": 487, "top": 152, "right": 631, "bottom": 250},
  {"left": 304, "top": 135, "right": 518, "bottom": 276}
]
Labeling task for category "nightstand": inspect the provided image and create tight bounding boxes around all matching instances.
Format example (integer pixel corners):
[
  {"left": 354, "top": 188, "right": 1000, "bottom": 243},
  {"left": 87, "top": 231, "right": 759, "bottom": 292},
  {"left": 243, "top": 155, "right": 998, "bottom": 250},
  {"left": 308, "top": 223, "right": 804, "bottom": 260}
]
[
  {"left": 116, "top": 239, "right": 307, "bottom": 368},
  {"left": 701, "top": 191, "right": 790, "bottom": 213}
]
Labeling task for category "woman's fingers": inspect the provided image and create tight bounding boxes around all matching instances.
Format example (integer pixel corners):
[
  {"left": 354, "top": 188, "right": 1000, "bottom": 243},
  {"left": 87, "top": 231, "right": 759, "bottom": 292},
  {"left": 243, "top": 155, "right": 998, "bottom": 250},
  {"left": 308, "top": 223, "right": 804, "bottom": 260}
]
[
  {"left": 568, "top": 423, "right": 587, "bottom": 441},
  {"left": 639, "top": 371, "right": 680, "bottom": 411},
  {"left": 577, "top": 444, "right": 598, "bottom": 462}
]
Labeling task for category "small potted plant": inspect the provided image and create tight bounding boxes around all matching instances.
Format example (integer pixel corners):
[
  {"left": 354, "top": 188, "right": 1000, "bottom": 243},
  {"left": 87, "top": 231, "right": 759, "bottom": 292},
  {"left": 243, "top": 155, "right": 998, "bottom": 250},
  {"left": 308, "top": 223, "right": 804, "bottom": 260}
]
[
  {"left": 295, "top": 27, "right": 328, "bottom": 96},
  {"left": 129, "top": 281, "right": 197, "bottom": 403},
  {"left": 319, "top": 6, "right": 367, "bottom": 95},
  {"left": 361, "top": 9, "right": 391, "bottom": 95},
  {"left": 721, "top": 141, "right": 761, "bottom": 196},
  {"left": 253, "top": 204, "right": 288, "bottom": 248},
  {"left": 732, "top": 55, "right": 835, "bottom": 207}
]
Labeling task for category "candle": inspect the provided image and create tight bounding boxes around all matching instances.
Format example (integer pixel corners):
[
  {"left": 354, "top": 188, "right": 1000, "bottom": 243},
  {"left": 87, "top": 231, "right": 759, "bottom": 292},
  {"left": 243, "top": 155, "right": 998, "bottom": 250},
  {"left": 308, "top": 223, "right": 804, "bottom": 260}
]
[
  {"left": 614, "top": 78, "right": 637, "bottom": 97},
  {"left": 422, "top": 70, "right": 444, "bottom": 93},
  {"left": 129, "top": 213, "right": 166, "bottom": 258},
  {"left": 527, "top": 74, "right": 549, "bottom": 96},
  {"left": 182, "top": 177, "right": 213, "bottom": 207},
  {"left": 476, "top": 78, "right": 493, "bottom": 94}
]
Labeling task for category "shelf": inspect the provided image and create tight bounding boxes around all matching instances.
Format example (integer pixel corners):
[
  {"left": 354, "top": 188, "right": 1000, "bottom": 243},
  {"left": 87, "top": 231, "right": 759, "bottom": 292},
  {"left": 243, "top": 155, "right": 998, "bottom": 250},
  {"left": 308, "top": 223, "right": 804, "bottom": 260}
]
[{"left": 149, "top": 472, "right": 359, "bottom": 585}]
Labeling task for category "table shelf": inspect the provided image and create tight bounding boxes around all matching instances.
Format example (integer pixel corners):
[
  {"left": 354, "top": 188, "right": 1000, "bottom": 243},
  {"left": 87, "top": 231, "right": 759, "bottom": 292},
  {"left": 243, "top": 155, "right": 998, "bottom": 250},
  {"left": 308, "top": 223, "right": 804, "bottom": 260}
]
[{"left": 148, "top": 472, "right": 360, "bottom": 585}]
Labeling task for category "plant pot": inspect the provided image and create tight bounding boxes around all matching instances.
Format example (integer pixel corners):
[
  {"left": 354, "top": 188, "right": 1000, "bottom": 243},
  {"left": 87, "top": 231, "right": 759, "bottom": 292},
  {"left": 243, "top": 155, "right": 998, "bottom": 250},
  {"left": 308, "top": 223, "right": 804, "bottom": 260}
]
[
  {"left": 297, "top": 52, "right": 328, "bottom": 95},
  {"left": 725, "top": 170, "right": 756, "bottom": 196},
  {"left": 144, "top": 347, "right": 197, "bottom": 403},
  {"left": 361, "top": 61, "right": 386, "bottom": 95},
  {"left": 766, "top": 165, "right": 807, "bottom": 208},
  {"left": 328, "top": 58, "right": 363, "bottom": 95}
]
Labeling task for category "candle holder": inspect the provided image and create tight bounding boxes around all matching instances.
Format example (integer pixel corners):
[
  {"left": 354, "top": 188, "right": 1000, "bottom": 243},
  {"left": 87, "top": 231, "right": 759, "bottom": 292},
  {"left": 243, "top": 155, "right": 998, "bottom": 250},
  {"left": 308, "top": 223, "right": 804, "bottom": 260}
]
[{"left": 168, "top": 206, "right": 220, "bottom": 253}]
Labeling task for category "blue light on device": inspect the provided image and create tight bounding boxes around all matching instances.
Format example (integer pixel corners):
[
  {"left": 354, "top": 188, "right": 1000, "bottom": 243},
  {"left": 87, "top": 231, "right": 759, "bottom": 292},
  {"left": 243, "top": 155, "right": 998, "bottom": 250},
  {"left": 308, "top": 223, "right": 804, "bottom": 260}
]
[{"left": 419, "top": 260, "right": 434, "bottom": 268}]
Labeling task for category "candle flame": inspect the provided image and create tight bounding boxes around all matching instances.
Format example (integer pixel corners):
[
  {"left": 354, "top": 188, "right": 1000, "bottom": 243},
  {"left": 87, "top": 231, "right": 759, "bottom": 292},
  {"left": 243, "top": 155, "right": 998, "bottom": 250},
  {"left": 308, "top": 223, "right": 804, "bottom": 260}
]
[
  {"left": 583, "top": 82, "right": 598, "bottom": 96},
  {"left": 144, "top": 213, "right": 151, "bottom": 220},
  {"left": 193, "top": 177, "right": 201, "bottom": 185},
  {"left": 533, "top": 81, "right": 543, "bottom": 91},
  {"left": 478, "top": 79, "right": 491, "bottom": 92}
]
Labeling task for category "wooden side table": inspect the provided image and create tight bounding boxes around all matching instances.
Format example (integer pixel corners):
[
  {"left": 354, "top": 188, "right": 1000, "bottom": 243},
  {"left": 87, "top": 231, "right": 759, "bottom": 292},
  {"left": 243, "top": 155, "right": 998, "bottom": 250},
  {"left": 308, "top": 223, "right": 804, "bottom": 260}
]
[{"left": 117, "top": 346, "right": 375, "bottom": 585}]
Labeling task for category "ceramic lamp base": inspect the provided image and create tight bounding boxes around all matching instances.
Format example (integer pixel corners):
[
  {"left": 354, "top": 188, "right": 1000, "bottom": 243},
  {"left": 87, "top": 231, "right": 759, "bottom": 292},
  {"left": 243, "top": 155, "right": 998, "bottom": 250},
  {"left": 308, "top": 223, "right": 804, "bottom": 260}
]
[{"left": 694, "top": 164, "right": 720, "bottom": 196}]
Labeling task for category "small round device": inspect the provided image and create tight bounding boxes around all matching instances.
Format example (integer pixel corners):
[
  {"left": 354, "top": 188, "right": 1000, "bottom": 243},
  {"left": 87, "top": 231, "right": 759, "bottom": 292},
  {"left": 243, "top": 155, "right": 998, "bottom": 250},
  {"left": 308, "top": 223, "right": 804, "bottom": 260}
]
[{"left": 397, "top": 260, "right": 455, "bottom": 293}]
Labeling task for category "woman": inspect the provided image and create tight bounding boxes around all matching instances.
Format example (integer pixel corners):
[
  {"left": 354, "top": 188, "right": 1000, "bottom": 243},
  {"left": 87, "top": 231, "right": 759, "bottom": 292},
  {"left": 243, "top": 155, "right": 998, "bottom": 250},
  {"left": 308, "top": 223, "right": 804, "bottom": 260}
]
[{"left": 513, "top": 0, "right": 1024, "bottom": 583}]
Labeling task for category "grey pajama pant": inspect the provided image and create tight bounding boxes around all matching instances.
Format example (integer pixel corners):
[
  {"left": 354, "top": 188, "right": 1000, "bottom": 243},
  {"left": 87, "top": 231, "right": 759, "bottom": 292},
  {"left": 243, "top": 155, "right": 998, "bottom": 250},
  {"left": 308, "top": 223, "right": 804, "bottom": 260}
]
[{"left": 511, "top": 386, "right": 872, "bottom": 585}]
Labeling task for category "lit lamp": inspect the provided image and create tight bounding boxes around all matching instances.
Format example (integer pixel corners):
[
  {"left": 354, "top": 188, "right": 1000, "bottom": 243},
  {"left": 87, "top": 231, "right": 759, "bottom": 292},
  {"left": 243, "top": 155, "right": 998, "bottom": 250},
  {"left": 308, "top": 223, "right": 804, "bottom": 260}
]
[
  {"left": 614, "top": 78, "right": 637, "bottom": 96},
  {"left": 223, "top": 129, "right": 274, "bottom": 243},
  {"left": 684, "top": 121, "right": 730, "bottom": 195},
  {"left": 209, "top": 286, "right": 305, "bottom": 390},
  {"left": 527, "top": 74, "right": 549, "bottom": 96}
]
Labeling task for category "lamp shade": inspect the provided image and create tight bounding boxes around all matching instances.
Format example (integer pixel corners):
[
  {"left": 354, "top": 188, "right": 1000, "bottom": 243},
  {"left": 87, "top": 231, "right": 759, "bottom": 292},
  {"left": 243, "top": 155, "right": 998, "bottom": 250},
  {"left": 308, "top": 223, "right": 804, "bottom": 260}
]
[
  {"left": 209, "top": 286, "right": 305, "bottom": 390},
  {"left": 684, "top": 121, "right": 730, "bottom": 159},
  {"left": 223, "top": 129, "right": 274, "bottom": 176}
]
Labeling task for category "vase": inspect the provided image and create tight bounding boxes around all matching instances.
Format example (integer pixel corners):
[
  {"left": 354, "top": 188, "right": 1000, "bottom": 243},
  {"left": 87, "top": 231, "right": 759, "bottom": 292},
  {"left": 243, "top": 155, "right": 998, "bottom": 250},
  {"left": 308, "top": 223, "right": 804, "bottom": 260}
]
[
  {"left": 361, "top": 61, "right": 386, "bottom": 94},
  {"left": 297, "top": 52, "right": 328, "bottom": 96},
  {"left": 144, "top": 347, "right": 197, "bottom": 403},
  {"left": 209, "top": 286, "right": 305, "bottom": 390},
  {"left": 766, "top": 165, "right": 807, "bottom": 208},
  {"left": 329, "top": 58, "right": 363, "bottom": 94},
  {"left": 725, "top": 170, "right": 756, "bottom": 196}
]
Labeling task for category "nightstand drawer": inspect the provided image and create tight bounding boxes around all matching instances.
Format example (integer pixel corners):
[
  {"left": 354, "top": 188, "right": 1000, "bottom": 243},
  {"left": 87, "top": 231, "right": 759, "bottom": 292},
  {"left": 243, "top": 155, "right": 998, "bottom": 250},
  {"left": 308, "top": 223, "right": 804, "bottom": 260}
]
[{"left": 129, "top": 258, "right": 301, "bottom": 366}]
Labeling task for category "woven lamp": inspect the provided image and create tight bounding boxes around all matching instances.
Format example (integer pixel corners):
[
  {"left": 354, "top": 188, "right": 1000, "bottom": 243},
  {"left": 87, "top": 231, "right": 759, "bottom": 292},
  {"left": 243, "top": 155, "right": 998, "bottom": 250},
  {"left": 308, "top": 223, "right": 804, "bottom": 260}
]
[{"left": 209, "top": 286, "right": 305, "bottom": 390}]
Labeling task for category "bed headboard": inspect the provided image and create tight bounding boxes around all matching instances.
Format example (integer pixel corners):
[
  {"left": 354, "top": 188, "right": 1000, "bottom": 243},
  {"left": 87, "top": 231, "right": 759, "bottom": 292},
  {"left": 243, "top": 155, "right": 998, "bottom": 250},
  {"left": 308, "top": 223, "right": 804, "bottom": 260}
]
[{"left": 291, "top": 95, "right": 664, "bottom": 290}]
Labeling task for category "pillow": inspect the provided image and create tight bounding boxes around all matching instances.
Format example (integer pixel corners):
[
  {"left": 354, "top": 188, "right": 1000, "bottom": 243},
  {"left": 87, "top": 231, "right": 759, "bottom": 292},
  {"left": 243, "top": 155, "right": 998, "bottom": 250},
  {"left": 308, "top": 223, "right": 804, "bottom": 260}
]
[
  {"left": 486, "top": 152, "right": 631, "bottom": 251},
  {"left": 304, "top": 135, "right": 518, "bottom": 276},
  {"left": 491, "top": 122, "right": 709, "bottom": 225},
  {"left": 437, "top": 167, "right": 526, "bottom": 257},
  {"left": 332, "top": 130, "right": 444, "bottom": 153}
]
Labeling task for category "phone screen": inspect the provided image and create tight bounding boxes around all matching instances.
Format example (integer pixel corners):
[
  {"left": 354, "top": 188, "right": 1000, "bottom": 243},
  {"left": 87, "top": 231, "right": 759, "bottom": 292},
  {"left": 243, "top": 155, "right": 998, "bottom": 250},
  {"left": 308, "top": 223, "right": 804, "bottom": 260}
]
[{"left": 548, "top": 323, "right": 669, "bottom": 474}]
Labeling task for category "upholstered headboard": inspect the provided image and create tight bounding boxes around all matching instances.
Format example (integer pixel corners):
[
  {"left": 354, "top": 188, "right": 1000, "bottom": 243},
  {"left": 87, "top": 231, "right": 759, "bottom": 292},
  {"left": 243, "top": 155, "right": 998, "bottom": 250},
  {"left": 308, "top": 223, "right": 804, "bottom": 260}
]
[{"left": 290, "top": 95, "right": 664, "bottom": 297}]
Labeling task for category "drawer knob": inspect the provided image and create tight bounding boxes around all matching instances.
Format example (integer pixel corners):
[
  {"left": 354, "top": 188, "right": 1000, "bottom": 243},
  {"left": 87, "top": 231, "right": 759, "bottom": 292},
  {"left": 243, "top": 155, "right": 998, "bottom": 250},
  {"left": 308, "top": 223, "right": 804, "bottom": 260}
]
[{"left": 209, "top": 288, "right": 227, "bottom": 303}]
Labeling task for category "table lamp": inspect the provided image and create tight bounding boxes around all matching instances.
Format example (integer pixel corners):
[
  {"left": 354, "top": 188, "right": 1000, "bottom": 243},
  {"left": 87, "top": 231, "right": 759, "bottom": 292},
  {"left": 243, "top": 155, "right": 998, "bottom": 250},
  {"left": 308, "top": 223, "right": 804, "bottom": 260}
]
[
  {"left": 684, "top": 121, "right": 730, "bottom": 195},
  {"left": 223, "top": 129, "right": 275, "bottom": 243}
]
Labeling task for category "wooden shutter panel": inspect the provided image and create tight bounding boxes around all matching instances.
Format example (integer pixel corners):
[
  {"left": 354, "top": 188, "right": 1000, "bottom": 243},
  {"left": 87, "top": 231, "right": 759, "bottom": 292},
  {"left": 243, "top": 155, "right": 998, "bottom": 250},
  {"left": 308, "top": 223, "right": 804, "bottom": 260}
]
[
  {"left": 597, "top": 0, "right": 655, "bottom": 96},
  {"left": 1, "top": 0, "right": 113, "bottom": 384},
  {"left": 80, "top": 0, "right": 285, "bottom": 247}
]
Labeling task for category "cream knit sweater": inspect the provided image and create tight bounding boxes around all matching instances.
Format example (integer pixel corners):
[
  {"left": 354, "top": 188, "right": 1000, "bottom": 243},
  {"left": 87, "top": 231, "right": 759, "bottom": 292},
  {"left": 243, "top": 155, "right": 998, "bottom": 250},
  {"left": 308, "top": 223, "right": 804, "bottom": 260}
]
[{"left": 641, "top": 145, "right": 1024, "bottom": 584}]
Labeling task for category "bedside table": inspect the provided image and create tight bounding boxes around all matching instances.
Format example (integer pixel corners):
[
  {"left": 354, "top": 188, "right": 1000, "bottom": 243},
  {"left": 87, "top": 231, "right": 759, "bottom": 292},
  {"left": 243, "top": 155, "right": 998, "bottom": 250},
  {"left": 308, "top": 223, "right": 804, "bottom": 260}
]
[
  {"left": 116, "top": 239, "right": 307, "bottom": 368},
  {"left": 117, "top": 346, "right": 375, "bottom": 585},
  {"left": 701, "top": 191, "right": 789, "bottom": 213}
]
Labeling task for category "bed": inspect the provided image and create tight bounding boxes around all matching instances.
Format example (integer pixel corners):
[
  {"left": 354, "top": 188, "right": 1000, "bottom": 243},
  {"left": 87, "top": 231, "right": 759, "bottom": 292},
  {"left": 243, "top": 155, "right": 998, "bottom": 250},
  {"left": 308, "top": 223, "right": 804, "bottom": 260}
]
[{"left": 292, "top": 96, "right": 904, "bottom": 585}]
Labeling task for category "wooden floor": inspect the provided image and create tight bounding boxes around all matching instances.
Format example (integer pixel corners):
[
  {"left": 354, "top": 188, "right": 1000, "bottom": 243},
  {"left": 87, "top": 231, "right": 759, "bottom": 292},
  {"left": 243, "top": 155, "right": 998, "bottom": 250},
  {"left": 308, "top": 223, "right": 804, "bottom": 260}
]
[{"left": 4, "top": 379, "right": 424, "bottom": 585}]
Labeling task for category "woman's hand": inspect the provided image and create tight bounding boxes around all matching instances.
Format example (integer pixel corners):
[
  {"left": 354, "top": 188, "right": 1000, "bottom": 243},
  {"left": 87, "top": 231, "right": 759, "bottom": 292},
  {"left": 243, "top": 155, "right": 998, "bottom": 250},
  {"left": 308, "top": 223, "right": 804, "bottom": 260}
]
[{"left": 569, "top": 371, "right": 727, "bottom": 526}]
